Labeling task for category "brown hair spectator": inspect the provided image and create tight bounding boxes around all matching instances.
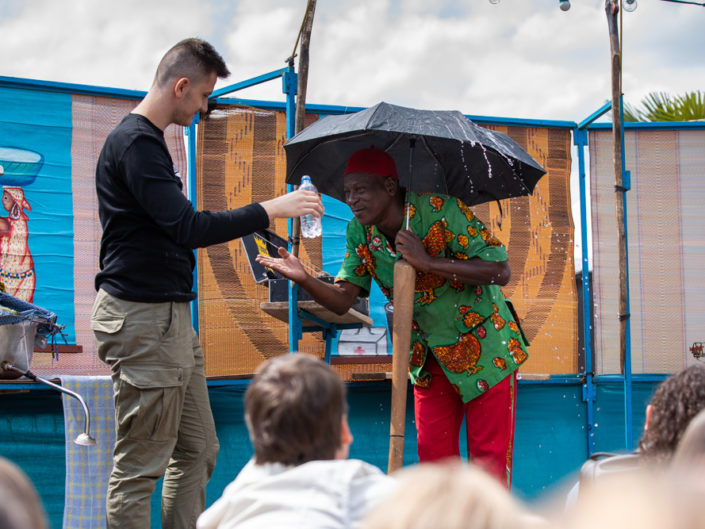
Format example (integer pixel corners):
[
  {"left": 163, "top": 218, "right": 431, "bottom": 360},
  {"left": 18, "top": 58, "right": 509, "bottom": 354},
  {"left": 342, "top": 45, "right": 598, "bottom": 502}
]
[
  {"left": 153, "top": 37, "right": 230, "bottom": 88},
  {"left": 639, "top": 364, "right": 705, "bottom": 464},
  {"left": 0, "top": 457, "right": 48, "bottom": 529},
  {"left": 245, "top": 353, "right": 347, "bottom": 466}
]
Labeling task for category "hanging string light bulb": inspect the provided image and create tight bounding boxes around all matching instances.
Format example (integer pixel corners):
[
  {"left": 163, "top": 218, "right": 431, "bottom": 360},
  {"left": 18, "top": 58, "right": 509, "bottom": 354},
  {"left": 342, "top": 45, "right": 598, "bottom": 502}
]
[{"left": 559, "top": 0, "right": 571, "bottom": 11}]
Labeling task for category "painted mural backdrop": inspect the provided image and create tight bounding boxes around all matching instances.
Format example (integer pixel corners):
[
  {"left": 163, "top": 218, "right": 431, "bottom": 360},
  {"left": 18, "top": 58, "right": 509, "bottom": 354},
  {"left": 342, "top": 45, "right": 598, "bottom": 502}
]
[
  {"left": 197, "top": 107, "right": 578, "bottom": 378},
  {"left": 0, "top": 85, "right": 187, "bottom": 377},
  {"left": 590, "top": 128, "right": 705, "bottom": 374},
  {"left": 0, "top": 81, "right": 578, "bottom": 378},
  {"left": 0, "top": 86, "right": 74, "bottom": 336}
]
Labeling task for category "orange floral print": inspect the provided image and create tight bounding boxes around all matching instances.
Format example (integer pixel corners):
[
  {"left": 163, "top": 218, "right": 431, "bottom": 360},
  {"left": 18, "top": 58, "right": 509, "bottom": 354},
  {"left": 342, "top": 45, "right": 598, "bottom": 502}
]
[
  {"left": 430, "top": 196, "right": 444, "bottom": 211},
  {"left": 508, "top": 337, "right": 528, "bottom": 364},
  {"left": 480, "top": 228, "right": 503, "bottom": 247},
  {"left": 432, "top": 331, "right": 483, "bottom": 374},
  {"left": 457, "top": 199, "right": 475, "bottom": 222},
  {"left": 410, "top": 341, "right": 426, "bottom": 367},
  {"left": 353, "top": 244, "right": 376, "bottom": 278},
  {"left": 459, "top": 306, "right": 484, "bottom": 329}
]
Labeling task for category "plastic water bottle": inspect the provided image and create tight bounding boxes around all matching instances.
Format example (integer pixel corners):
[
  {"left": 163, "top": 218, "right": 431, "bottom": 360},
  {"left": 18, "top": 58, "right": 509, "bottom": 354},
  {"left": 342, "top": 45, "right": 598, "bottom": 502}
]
[{"left": 299, "top": 175, "right": 322, "bottom": 238}]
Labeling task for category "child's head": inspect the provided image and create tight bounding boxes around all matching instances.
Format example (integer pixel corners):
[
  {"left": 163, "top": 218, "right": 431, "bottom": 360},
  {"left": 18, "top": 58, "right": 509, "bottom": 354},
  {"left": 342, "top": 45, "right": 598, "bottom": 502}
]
[
  {"left": 0, "top": 456, "right": 48, "bottom": 529},
  {"left": 245, "top": 353, "right": 351, "bottom": 465}
]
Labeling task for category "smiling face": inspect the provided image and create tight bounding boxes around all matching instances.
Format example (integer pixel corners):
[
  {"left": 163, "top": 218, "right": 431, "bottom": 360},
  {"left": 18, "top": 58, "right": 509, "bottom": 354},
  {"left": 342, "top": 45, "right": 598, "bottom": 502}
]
[{"left": 343, "top": 172, "right": 397, "bottom": 227}]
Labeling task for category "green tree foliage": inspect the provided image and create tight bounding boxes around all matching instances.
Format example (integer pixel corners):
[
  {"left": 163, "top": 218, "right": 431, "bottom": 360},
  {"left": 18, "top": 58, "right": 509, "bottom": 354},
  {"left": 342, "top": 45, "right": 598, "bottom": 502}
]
[{"left": 624, "top": 91, "right": 705, "bottom": 122}]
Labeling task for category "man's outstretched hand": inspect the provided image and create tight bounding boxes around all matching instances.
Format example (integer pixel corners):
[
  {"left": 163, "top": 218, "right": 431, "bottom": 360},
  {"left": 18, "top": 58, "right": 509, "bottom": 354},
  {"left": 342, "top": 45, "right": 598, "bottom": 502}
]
[{"left": 256, "top": 246, "right": 308, "bottom": 283}]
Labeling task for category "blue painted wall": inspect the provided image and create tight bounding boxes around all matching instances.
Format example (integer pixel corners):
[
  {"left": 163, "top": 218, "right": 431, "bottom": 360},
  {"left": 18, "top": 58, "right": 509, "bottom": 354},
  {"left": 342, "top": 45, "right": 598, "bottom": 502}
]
[
  {"left": 0, "top": 86, "right": 75, "bottom": 340},
  {"left": 0, "top": 380, "right": 656, "bottom": 529}
]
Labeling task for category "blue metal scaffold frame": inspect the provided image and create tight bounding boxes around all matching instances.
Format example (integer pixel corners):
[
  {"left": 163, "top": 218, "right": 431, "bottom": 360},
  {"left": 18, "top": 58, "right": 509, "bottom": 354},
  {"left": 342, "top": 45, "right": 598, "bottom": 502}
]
[{"left": 3, "top": 73, "right": 693, "bottom": 456}]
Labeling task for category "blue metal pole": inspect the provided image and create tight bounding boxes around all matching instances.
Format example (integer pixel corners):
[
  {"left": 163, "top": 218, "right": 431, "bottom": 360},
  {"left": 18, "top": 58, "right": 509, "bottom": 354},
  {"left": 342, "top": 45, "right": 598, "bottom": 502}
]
[
  {"left": 188, "top": 115, "right": 200, "bottom": 333},
  {"left": 211, "top": 67, "right": 289, "bottom": 98},
  {"left": 574, "top": 126, "right": 596, "bottom": 456},
  {"left": 283, "top": 61, "right": 300, "bottom": 353},
  {"left": 619, "top": 94, "right": 634, "bottom": 449}
]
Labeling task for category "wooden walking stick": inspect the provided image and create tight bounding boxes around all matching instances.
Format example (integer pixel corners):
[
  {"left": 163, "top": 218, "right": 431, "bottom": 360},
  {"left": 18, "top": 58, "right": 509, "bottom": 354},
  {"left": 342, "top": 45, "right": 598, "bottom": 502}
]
[
  {"left": 387, "top": 257, "right": 416, "bottom": 473},
  {"left": 388, "top": 139, "right": 419, "bottom": 474}
]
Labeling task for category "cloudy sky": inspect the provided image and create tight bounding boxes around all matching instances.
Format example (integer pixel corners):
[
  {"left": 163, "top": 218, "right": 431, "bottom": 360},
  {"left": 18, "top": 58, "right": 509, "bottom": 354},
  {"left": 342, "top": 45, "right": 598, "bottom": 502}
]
[{"left": 1, "top": 0, "right": 702, "bottom": 122}]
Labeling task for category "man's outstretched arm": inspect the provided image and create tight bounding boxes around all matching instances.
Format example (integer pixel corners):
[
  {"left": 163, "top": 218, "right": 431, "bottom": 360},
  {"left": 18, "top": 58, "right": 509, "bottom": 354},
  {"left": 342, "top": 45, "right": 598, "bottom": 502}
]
[{"left": 256, "top": 247, "right": 361, "bottom": 315}]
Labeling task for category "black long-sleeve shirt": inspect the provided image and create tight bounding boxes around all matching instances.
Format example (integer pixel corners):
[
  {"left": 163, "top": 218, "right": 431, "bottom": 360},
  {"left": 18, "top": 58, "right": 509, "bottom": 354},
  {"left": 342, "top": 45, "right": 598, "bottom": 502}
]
[{"left": 95, "top": 113, "right": 269, "bottom": 302}]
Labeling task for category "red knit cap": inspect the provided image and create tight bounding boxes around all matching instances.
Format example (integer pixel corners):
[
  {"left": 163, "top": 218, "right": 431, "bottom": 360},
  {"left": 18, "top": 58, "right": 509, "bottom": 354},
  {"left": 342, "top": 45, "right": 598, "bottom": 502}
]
[{"left": 343, "top": 147, "right": 398, "bottom": 180}]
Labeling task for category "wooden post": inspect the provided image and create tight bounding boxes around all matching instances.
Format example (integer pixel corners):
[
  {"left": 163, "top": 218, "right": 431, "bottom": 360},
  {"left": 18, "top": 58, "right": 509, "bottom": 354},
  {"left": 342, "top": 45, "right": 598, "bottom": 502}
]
[
  {"left": 387, "top": 258, "right": 416, "bottom": 473},
  {"left": 292, "top": 0, "right": 316, "bottom": 258},
  {"left": 605, "top": 0, "right": 627, "bottom": 372}
]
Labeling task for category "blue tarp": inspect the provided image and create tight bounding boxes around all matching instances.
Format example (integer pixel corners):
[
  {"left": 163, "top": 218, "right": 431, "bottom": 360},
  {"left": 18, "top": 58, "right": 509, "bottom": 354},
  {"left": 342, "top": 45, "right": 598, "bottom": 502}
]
[{"left": 0, "top": 380, "right": 654, "bottom": 529}]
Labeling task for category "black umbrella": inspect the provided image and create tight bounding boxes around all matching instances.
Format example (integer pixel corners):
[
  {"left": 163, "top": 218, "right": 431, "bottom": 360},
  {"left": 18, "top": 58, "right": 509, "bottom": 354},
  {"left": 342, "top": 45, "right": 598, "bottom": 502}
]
[{"left": 284, "top": 101, "right": 546, "bottom": 206}]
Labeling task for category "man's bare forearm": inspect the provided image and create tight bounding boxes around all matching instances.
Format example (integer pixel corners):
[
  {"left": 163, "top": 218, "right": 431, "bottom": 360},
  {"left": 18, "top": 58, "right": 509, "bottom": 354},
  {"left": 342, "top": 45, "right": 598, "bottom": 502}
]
[
  {"left": 298, "top": 275, "right": 359, "bottom": 315},
  {"left": 422, "top": 257, "right": 511, "bottom": 286}
]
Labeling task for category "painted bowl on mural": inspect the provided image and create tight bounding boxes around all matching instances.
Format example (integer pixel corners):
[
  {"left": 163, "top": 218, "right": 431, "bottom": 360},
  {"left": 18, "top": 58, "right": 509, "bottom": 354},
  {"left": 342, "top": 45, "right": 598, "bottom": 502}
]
[{"left": 0, "top": 147, "right": 44, "bottom": 187}]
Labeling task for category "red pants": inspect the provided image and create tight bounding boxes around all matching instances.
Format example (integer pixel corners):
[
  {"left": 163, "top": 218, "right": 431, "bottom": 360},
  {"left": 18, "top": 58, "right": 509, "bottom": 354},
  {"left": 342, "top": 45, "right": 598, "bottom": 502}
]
[{"left": 414, "top": 354, "right": 517, "bottom": 488}]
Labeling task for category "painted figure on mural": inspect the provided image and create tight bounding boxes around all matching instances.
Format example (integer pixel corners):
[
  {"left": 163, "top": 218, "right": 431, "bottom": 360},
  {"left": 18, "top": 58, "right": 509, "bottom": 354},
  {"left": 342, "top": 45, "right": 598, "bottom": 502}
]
[{"left": 0, "top": 186, "right": 36, "bottom": 302}]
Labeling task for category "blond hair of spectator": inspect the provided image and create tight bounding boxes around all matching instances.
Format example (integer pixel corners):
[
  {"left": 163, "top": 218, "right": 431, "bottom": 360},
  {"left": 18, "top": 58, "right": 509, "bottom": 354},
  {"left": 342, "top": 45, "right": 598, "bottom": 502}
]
[
  {"left": 672, "top": 408, "right": 705, "bottom": 470},
  {"left": 363, "top": 463, "right": 530, "bottom": 529},
  {"left": 0, "top": 457, "right": 48, "bottom": 529},
  {"left": 561, "top": 469, "right": 703, "bottom": 529}
]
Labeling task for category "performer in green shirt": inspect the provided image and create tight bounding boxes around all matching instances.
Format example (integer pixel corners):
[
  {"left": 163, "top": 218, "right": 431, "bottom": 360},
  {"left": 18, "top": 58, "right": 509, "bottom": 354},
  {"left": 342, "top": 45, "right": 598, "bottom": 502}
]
[{"left": 257, "top": 147, "right": 528, "bottom": 487}]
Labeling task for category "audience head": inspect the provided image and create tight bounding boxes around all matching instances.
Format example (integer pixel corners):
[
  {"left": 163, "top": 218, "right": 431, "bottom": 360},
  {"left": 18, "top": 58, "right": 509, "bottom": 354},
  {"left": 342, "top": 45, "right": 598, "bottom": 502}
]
[
  {"left": 639, "top": 363, "right": 705, "bottom": 464},
  {"left": 562, "top": 469, "right": 703, "bottom": 529},
  {"left": 245, "top": 353, "right": 352, "bottom": 466},
  {"left": 0, "top": 457, "right": 48, "bottom": 529},
  {"left": 672, "top": 408, "right": 705, "bottom": 470},
  {"left": 363, "top": 463, "right": 536, "bottom": 529}
]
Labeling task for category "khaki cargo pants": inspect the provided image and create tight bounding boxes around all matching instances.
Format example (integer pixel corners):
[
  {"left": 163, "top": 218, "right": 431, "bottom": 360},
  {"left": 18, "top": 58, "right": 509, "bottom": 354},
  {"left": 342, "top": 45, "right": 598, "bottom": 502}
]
[{"left": 91, "top": 289, "right": 219, "bottom": 529}]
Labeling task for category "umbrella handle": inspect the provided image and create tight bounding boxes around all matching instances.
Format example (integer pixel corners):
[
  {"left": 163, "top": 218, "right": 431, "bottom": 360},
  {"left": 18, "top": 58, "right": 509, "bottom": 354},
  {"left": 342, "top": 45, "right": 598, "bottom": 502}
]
[{"left": 387, "top": 258, "right": 416, "bottom": 474}]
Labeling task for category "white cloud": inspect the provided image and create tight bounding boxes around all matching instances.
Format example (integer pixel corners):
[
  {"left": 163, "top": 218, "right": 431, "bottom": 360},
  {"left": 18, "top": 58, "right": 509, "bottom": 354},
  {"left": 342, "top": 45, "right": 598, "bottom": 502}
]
[
  {"left": 0, "top": 0, "right": 701, "bottom": 121},
  {"left": 0, "top": 0, "right": 215, "bottom": 90}
]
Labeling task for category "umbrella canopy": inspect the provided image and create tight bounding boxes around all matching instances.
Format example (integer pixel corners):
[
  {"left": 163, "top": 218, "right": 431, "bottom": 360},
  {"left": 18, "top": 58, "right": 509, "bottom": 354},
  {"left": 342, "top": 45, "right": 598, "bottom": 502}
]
[{"left": 284, "top": 102, "right": 546, "bottom": 206}]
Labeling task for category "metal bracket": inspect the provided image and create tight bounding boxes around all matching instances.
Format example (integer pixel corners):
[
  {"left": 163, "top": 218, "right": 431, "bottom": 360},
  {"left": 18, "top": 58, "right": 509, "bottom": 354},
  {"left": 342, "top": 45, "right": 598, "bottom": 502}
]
[{"left": 282, "top": 70, "right": 298, "bottom": 96}]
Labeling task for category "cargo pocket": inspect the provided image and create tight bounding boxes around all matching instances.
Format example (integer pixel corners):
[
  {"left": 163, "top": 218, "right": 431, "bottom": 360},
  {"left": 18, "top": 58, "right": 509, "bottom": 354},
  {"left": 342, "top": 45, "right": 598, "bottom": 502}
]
[
  {"left": 115, "top": 365, "right": 185, "bottom": 442},
  {"left": 91, "top": 311, "right": 127, "bottom": 364},
  {"left": 90, "top": 315, "right": 125, "bottom": 334}
]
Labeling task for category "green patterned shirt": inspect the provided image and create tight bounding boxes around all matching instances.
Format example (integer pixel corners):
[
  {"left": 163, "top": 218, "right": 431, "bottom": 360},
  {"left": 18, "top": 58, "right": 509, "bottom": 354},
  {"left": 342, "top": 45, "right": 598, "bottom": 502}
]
[{"left": 336, "top": 192, "right": 529, "bottom": 402}]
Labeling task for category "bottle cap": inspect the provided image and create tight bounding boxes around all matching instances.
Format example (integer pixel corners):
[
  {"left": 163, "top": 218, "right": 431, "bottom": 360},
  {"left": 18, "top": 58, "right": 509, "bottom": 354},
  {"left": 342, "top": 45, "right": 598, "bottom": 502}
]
[{"left": 301, "top": 175, "right": 311, "bottom": 183}]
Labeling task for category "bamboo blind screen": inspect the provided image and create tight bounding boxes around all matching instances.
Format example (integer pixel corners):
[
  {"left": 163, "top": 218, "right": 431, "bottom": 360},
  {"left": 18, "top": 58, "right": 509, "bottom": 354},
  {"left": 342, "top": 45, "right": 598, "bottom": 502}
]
[
  {"left": 197, "top": 110, "right": 579, "bottom": 378},
  {"left": 590, "top": 128, "right": 705, "bottom": 374},
  {"left": 33, "top": 95, "right": 188, "bottom": 377}
]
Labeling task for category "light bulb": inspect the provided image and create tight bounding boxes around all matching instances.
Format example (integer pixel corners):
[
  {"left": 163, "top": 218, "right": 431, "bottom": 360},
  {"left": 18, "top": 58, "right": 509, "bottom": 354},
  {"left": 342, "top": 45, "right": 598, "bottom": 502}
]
[
  {"left": 489, "top": 0, "right": 500, "bottom": 4},
  {"left": 623, "top": 0, "right": 637, "bottom": 11},
  {"left": 559, "top": 0, "right": 571, "bottom": 11}
]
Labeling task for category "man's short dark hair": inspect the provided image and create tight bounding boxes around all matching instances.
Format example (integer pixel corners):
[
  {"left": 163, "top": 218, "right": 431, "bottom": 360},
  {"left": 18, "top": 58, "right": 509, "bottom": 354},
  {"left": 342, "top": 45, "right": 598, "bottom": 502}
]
[
  {"left": 639, "top": 364, "right": 705, "bottom": 464},
  {"left": 154, "top": 38, "right": 230, "bottom": 88},
  {"left": 245, "top": 353, "right": 346, "bottom": 466}
]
